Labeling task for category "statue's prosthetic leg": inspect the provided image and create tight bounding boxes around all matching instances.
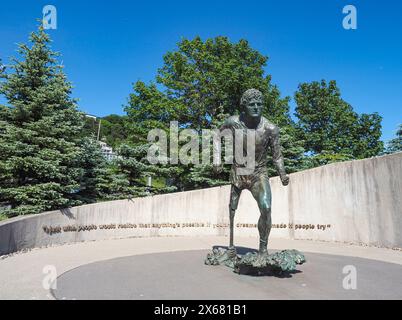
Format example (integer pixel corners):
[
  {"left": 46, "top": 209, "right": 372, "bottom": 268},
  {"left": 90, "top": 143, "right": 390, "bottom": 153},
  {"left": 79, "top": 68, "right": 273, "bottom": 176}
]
[
  {"left": 228, "top": 206, "right": 237, "bottom": 258},
  {"left": 228, "top": 185, "right": 242, "bottom": 258}
]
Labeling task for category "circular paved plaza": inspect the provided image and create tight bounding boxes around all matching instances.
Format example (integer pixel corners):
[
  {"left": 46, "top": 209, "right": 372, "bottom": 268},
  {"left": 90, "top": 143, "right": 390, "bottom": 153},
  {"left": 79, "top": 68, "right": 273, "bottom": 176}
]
[
  {"left": 52, "top": 249, "right": 402, "bottom": 300},
  {"left": 1, "top": 236, "right": 402, "bottom": 300}
]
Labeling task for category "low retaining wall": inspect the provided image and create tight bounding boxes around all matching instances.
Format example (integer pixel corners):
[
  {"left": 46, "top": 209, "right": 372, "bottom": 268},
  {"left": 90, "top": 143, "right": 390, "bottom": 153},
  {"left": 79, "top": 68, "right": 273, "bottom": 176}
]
[{"left": 1, "top": 152, "right": 401, "bottom": 255}]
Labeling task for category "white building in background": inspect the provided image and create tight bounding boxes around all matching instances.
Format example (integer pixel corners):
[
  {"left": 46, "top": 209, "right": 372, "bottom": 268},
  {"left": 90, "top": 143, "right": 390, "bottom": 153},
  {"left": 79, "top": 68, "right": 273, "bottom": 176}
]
[{"left": 99, "top": 141, "right": 116, "bottom": 161}]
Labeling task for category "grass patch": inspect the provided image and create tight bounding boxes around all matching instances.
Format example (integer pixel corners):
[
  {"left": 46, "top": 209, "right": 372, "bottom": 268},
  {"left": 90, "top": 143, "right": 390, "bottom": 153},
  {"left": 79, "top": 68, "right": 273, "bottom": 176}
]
[{"left": 0, "top": 214, "right": 8, "bottom": 221}]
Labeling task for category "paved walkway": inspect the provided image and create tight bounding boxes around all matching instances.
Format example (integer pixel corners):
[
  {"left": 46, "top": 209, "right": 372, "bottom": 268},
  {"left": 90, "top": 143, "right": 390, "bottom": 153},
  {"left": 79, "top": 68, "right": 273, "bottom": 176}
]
[{"left": 1, "top": 236, "right": 402, "bottom": 299}]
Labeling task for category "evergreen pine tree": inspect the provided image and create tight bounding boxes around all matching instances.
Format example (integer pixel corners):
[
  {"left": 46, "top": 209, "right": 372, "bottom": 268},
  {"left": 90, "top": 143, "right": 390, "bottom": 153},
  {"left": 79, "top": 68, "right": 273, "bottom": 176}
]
[
  {"left": 77, "top": 137, "right": 133, "bottom": 201},
  {"left": 116, "top": 144, "right": 177, "bottom": 196},
  {"left": 0, "top": 25, "right": 86, "bottom": 217}
]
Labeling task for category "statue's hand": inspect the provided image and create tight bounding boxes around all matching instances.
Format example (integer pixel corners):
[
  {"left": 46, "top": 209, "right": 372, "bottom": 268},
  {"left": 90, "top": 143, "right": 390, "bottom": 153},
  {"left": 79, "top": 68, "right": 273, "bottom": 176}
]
[
  {"left": 213, "top": 164, "right": 223, "bottom": 174},
  {"left": 280, "top": 175, "right": 290, "bottom": 186}
]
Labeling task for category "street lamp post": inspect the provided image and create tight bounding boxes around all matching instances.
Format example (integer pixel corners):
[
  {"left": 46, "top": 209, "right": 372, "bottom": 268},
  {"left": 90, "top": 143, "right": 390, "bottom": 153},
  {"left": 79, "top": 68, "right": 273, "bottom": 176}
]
[
  {"left": 85, "top": 114, "right": 101, "bottom": 141},
  {"left": 97, "top": 119, "right": 101, "bottom": 141}
]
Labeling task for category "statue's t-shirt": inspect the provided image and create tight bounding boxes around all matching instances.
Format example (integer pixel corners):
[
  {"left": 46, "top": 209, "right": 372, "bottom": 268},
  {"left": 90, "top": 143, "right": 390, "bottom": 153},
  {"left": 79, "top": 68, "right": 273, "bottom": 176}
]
[{"left": 218, "top": 115, "right": 286, "bottom": 188}]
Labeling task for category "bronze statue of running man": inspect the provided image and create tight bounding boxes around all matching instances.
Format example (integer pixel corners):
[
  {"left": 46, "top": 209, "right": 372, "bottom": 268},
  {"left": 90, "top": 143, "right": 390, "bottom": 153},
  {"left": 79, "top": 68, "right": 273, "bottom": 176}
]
[{"left": 214, "top": 88, "right": 290, "bottom": 259}]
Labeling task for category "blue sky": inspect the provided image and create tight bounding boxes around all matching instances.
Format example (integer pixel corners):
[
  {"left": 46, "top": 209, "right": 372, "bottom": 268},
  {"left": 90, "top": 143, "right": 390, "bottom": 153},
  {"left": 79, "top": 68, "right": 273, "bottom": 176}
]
[{"left": 0, "top": 0, "right": 401, "bottom": 142}]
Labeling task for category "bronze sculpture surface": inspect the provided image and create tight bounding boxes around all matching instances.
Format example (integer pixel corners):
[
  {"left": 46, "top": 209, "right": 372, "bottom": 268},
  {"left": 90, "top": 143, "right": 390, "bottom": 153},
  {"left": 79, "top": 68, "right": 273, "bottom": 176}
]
[{"left": 206, "top": 89, "right": 305, "bottom": 275}]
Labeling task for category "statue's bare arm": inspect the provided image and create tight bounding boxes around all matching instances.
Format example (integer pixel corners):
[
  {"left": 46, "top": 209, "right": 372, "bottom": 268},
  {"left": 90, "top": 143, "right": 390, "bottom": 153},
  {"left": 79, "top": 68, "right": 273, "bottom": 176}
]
[{"left": 270, "top": 126, "right": 289, "bottom": 186}]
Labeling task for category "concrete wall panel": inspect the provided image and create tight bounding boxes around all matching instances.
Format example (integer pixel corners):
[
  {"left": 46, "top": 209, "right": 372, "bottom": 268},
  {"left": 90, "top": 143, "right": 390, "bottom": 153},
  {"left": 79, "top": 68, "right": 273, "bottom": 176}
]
[{"left": 1, "top": 152, "right": 401, "bottom": 255}]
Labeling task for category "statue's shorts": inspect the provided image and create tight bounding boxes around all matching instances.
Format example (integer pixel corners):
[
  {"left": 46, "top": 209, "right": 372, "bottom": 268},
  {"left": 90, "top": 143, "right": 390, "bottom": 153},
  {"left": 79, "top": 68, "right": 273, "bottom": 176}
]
[{"left": 229, "top": 169, "right": 272, "bottom": 212}]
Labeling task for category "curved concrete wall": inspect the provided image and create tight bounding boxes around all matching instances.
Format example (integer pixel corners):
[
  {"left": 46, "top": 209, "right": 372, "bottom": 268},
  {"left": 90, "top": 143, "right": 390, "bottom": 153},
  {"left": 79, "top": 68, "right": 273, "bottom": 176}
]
[{"left": 0, "top": 152, "right": 401, "bottom": 255}]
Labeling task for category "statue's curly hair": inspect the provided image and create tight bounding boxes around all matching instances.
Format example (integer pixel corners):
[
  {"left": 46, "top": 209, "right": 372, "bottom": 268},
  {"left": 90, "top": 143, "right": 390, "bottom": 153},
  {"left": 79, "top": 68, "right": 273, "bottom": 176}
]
[{"left": 240, "top": 89, "right": 263, "bottom": 110}]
